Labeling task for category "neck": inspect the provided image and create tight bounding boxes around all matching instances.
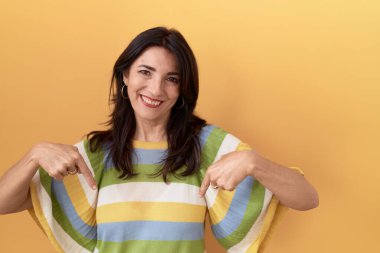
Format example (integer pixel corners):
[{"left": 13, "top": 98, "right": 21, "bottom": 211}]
[{"left": 134, "top": 118, "right": 168, "bottom": 142}]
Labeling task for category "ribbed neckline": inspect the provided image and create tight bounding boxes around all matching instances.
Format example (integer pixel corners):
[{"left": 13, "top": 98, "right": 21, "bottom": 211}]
[{"left": 132, "top": 139, "right": 168, "bottom": 149}]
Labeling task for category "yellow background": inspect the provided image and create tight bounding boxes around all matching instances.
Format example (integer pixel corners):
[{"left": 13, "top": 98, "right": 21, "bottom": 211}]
[{"left": 0, "top": 0, "right": 379, "bottom": 252}]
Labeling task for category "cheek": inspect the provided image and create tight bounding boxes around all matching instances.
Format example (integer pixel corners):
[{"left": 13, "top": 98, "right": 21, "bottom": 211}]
[
  {"left": 126, "top": 87, "right": 134, "bottom": 99},
  {"left": 169, "top": 86, "right": 181, "bottom": 99},
  {"left": 126, "top": 80, "right": 144, "bottom": 97}
]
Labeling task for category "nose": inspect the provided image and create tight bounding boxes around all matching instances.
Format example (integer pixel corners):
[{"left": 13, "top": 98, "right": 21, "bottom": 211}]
[{"left": 149, "top": 77, "right": 164, "bottom": 97}]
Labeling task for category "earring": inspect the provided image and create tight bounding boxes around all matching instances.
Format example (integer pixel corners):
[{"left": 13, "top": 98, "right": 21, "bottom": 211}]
[
  {"left": 121, "top": 83, "right": 128, "bottom": 100},
  {"left": 175, "top": 96, "right": 185, "bottom": 109}
]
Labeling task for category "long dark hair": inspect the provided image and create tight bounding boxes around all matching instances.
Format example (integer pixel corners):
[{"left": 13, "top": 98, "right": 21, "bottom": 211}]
[{"left": 87, "top": 27, "right": 206, "bottom": 182}]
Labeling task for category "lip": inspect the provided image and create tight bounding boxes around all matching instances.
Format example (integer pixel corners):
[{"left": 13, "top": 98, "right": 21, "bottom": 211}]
[{"left": 140, "top": 94, "right": 163, "bottom": 108}]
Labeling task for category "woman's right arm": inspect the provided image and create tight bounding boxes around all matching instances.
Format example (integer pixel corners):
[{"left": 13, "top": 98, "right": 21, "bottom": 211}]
[{"left": 0, "top": 142, "right": 97, "bottom": 215}]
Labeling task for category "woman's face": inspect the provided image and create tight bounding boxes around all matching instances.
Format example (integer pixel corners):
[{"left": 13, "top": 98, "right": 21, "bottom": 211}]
[{"left": 123, "top": 46, "right": 181, "bottom": 125}]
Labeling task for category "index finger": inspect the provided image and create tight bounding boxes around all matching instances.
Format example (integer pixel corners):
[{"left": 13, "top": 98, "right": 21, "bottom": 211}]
[
  {"left": 75, "top": 153, "right": 97, "bottom": 190},
  {"left": 199, "top": 173, "right": 210, "bottom": 197}
]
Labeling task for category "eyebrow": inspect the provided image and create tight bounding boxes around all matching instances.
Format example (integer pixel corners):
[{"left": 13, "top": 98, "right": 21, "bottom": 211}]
[{"left": 138, "top": 64, "right": 180, "bottom": 76}]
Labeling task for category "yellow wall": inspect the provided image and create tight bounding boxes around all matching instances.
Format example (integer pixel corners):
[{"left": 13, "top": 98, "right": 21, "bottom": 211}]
[{"left": 0, "top": 1, "right": 379, "bottom": 252}]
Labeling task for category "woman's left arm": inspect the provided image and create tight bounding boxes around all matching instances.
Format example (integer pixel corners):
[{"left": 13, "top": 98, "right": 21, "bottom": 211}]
[{"left": 199, "top": 150, "right": 319, "bottom": 211}]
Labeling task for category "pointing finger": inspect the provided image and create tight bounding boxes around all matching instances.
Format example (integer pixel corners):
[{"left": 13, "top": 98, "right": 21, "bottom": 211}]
[
  {"left": 75, "top": 153, "right": 97, "bottom": 190},
  {"left": 199, "top": 173, "right": 210, "bottom": 197}
]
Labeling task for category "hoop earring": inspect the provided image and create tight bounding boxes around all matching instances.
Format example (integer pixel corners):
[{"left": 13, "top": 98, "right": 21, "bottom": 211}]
[
  {"left": 121, "top": 83, "right": 128, "bottom": 100},
  {"left": 175, "top": 96, "right": 185, "bottom": 109}
]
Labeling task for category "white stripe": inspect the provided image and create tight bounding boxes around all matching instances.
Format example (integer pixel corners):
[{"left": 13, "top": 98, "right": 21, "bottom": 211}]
[
  {"left": 204, "top": 187, "right": 219, "bottom": 209},
  {"left": 205, "top": 134, "right": 241, "bottom": 207},
  {"left": 32, "top": 172, "right": 91, "bottom": 253},
  {"left": 213, "top": 134, "right": 241, "bottom": 163},
  {"left": 97, "top": 182, "right": 206, "bottom": 207},
  {"left": 75, "top": 141, "right": 97, "bottom": 208},
  {"left": 227, "top": 189, "right": 273, "bottom": 253}
]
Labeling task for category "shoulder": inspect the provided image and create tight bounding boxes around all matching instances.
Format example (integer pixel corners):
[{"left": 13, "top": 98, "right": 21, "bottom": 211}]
[
  {"left": 198, "top": 124, "right": 228, "bottom": 145},
  {"left": 198, "top": 124, "right": 249, "bottom": 155},
  {"left": 199, "top": 124, "right": 243, "bottom": 145}
]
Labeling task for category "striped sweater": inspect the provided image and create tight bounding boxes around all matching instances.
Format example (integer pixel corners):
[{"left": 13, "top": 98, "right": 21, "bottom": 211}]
[{"left": 28, "top": 125, "right": 302, "bottom": 253}]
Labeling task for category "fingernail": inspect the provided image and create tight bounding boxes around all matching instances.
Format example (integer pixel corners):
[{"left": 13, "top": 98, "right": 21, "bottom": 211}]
[{"left": 92, "top": 185, "right": 97, "bottom": 190}]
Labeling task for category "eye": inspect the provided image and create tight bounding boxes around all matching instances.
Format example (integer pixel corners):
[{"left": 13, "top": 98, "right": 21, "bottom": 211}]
[
  {"left": 167, "top": 76, "right": 180, "bottom": 84},
  {"left": 139, "top": 70, "right": 151, "bottom": 76}
]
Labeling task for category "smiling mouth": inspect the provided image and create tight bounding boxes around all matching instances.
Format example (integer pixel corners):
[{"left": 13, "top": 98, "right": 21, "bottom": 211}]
[{"left": 140, "top": 95, "right": 163, "bottom": 108}]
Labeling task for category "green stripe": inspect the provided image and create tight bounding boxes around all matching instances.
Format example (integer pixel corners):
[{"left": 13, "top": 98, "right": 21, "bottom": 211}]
[
  {"left": 198, "top": 127, "right": 228, "bottom": 179},
  {"left": 51, "top": 192, "right": 96, "bottom": 251},
  {"left": 100, "top": 164, "right": 201, "bottom": 188},
  {"left": 83, "top": 139, "right": 105, "bottom": 185},
  {"left": 38, "top": 168, "right": 52, "bottom": 198},
  {"left": 96, "top": 239, "right": 204, "bottom": 253},
  {"left": 217, "top": 181, "right": 266, "bottom": 249}
]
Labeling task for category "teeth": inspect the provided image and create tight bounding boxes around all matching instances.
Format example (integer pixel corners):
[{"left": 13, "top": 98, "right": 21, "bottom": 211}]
[{"left": 141, "top": 95, "right": 161, "bottom": 106}]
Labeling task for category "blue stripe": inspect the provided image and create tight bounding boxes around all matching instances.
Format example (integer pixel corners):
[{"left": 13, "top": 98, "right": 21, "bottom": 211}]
[
  {"left": 199, "top": 125, "right": 215, "bottom": 147},
  {"left": 211, "top": 177, "right": 255, "bottom": 239},
  {"left": 102, "top": 146, "right": 167, "bottom": 170},
  {"left": 52, "top": 180, "right": 97, "bottom": 239},
  {"left": 103, "top": 149, "right": 113, "bottom": 171},
  {"left": 97, "top": 221, "right": 204, "bottom": 242},
  {"left": 101, "top": 142, "right": 114, "bottom": 172},
  {"left": 133, "top": 149, "right": 167, "bottom": 165}
]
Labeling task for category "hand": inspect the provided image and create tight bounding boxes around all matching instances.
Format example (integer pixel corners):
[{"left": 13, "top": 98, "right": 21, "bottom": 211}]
[
  {"left": 31, "top": 142, "right": 97, "bottom": 190},
  {"left": 199, "top": 150, "right": 256, "bottom": 197}
]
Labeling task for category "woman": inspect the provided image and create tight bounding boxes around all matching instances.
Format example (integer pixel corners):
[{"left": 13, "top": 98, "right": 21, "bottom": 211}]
[{"left": 0, "top": 27, "right": 318, "bottom": 253}]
